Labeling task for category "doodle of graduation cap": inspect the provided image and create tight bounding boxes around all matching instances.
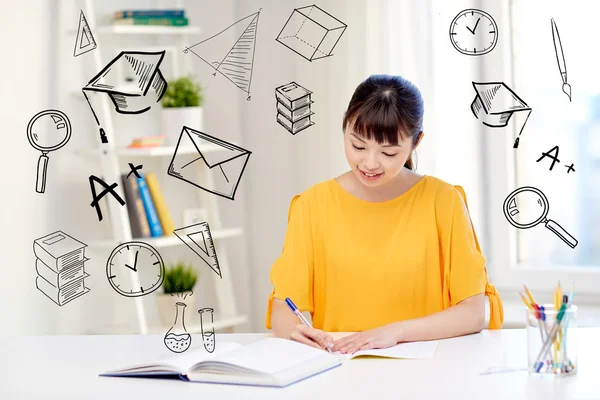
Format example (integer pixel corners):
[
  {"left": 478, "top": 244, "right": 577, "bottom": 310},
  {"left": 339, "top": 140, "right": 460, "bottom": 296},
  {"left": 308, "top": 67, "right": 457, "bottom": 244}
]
[
  {"left": 82, "top": 51, "right": 168, "bottom": 144},
  {"left": 471, "top": 82, "right": 532, "bottom": 149}
]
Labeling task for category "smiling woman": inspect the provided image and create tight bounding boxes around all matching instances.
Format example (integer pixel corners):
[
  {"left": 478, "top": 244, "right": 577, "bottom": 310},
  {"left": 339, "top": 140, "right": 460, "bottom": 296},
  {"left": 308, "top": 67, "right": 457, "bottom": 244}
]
[{"left": 265, "top": 74, "right": 504, "bottom": 354}]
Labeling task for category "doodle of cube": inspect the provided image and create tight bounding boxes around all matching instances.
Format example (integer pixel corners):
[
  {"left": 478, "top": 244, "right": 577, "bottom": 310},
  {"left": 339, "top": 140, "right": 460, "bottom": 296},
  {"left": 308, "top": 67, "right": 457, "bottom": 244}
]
[{"left": 276, "top": 5, "right": 347, "bottom": 62}]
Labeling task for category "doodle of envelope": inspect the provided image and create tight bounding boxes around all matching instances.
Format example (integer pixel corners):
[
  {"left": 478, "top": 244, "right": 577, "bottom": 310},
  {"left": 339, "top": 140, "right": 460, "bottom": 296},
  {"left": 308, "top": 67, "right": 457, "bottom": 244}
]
[
  {"left": 471, "top": 81, "right": 532, "bottom": 133},
  {"left": 167, "top": 126, "right": 252, "bottom": 200}
]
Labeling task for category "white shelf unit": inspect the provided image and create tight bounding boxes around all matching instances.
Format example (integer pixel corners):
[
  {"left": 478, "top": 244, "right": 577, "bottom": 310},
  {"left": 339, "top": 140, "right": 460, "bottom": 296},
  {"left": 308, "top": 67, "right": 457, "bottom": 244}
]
[{"left": 72, "top": 0, "right": 247, "bottom": 335}]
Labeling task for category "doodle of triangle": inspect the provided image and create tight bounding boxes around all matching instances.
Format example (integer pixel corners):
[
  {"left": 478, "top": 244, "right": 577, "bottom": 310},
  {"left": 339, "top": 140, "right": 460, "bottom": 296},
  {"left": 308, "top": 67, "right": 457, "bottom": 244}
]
[
  {"left": 74, "top": 10, "right": 97, "bottom": 57},
  {"left": 186, "top": 11, "right": 260, "bottom": 97},
  {"left": 173, "top": 223, "right": 222, "bottom": 278}
]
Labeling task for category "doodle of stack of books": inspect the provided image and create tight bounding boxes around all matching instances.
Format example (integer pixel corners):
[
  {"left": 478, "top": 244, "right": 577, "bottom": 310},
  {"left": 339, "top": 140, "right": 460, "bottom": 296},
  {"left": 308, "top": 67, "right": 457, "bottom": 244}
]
[
  {"left": 275, "top": 82, "right": 315, "bottom": 135},
  {"left": 34, "top": 231, "right": 90, "bottom": 306}
]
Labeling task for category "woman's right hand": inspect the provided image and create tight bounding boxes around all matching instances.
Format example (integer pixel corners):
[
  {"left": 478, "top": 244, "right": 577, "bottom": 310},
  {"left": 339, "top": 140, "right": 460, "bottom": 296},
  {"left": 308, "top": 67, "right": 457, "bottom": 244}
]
[{"left": 289, "top": 324, "right": 334, "bottom": 351}]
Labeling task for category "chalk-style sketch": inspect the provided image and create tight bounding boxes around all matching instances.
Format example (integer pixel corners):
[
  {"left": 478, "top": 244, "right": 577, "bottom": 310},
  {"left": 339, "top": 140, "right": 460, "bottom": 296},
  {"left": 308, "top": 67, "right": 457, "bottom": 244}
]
[
  {"left": 276, "top": 5, "right": 347, "bottom": 62},
  {"left": 471, "top": 82, "right": 532, "bottom": 149},
  {"left": 198, "top": 307, "right": 216, "bottom": 353},
  {"left": 34, "top": 231, "right": 90, "bottom": 306},
  {"left": 167, "top": 126, "right": 251, "bottom": 200},
  {"left": 184, "top": 10, "right": 261, "bottom": 101},
  {"left": 106, "top": 241, "right": 165, "bottom": 297},
  {"left": 535, "top": 146, "right": 576, "bottom": 174},
  {"left": 27, "top": 110, "right": 72, "bottom": 194},
  {"left": 89, "top": 175, "right": 126, "bottom": 222},
  {"left": 503, "top": 186, "right": 578, "bottom": 249},
  {"left": 275, "top": 82, "right": 315, "bottom": 135},
  {"left": 551, "top": 18, "right": 571, "bottom": 102},
  {"left": 127, "top": 163, "right": 143, "bottom": 179},
  {"left": 449, "top": 9, "right": 498, "bottom": 56},
  {"left": 173, "top": 222, "right": 222, "bottom": 278},
  {"left": 73, "top": 10, "right": 97, "bottom": 57},
  {"left": 164, "top": 302, "right": 192, "bottom": 353},
  {"left": 82, "top": 51, "right": 168, "bottom": 143}
]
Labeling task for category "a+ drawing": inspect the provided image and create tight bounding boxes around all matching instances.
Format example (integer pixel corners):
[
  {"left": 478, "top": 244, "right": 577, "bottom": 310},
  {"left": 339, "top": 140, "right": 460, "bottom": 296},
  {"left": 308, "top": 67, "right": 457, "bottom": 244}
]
[
  {"left": 449, "top": 9, "right": 498, "bottom": 56},
  {"left": 106, "top": 242, "right": 165, "bottom": 297}
]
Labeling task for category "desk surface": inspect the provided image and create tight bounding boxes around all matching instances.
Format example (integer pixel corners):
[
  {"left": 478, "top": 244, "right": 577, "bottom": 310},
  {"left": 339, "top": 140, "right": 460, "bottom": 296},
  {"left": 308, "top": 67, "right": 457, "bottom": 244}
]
[{"left": 1, "top": 329, "right": 599, "bottom": 400}]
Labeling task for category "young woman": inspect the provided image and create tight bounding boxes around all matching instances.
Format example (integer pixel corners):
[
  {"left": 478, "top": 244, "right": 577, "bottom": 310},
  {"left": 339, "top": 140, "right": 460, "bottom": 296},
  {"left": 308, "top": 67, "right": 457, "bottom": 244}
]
[{"left": 265, "top": 74, "right": 503, "bottom": 354}]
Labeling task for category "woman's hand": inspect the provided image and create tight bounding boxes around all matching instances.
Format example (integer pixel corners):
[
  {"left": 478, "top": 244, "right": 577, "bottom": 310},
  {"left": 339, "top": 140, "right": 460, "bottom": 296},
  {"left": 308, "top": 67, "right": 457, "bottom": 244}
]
[
  {"left": 289, "top": 324, "right": 334, "bottom": 351},
  {"left": 332, "top": 323, "right": 401, "bottom": 354}
]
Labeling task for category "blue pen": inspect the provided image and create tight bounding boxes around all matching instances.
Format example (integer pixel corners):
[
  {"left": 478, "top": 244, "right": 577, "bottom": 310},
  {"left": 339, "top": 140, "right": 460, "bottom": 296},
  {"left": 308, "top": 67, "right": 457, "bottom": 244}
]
[{"left": 285, "top": 297, "right": 333, "bottom": 353}]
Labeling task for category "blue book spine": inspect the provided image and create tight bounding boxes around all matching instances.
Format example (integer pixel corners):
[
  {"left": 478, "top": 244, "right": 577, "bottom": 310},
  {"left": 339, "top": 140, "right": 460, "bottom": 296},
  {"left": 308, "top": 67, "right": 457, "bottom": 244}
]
[
  {"left": 137, "top": 175, "right": 163, "bottom": 237},
  {"left": 114, "top": 10, "right": 185, "bottom": 19}
]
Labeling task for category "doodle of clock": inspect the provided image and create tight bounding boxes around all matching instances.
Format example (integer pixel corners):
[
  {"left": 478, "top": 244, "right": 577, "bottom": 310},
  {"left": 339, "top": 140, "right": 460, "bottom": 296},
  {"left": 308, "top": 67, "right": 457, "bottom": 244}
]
[
  {"left": 106, "top": 241, "right": 165, "bottom": 297},
  {"left": 449, "top": 9, "right": 498, "bottom": 56}
]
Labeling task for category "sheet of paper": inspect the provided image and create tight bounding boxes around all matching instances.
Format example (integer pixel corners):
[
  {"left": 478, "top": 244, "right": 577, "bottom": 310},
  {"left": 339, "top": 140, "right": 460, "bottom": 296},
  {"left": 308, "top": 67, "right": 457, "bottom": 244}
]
[{"left": 335, "top": 340, "right": 440, "bottom": 361}]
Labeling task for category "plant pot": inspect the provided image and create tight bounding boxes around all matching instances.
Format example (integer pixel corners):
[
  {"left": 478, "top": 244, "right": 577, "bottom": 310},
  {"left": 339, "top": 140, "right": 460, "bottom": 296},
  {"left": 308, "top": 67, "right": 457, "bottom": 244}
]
[{"left": 161, "top": 106, "right": 203, "bottom": 145}]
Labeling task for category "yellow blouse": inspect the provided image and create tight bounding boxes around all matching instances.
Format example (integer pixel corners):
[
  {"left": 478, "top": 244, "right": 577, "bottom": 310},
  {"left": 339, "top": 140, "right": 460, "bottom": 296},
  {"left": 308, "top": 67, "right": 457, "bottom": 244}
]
[{"left": 265, "top": 176, "right": 504, "bottom": 332}]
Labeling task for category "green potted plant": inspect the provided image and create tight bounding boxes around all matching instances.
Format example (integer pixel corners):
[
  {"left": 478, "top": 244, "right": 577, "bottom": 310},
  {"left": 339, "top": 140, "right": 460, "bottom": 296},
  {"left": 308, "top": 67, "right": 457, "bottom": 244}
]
[
  {"left": 156, "top": 261, "right": 199, "bottom": 325},
  {"left": 161, "top": 76, "right": 205, "bottom": 145}
]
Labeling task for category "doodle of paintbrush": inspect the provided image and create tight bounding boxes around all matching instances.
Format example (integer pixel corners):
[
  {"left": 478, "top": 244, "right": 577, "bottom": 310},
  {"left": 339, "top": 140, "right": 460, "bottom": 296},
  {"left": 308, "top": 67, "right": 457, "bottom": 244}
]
[{"left": 551, "top": 18, "right": 571, "bottom": 102}]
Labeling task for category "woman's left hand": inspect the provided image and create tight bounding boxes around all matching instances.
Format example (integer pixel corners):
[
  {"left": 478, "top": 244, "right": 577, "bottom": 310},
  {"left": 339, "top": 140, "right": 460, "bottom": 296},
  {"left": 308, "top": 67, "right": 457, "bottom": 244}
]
[{"left": 332, "top": 323, "right": 401, "bottom": 354}]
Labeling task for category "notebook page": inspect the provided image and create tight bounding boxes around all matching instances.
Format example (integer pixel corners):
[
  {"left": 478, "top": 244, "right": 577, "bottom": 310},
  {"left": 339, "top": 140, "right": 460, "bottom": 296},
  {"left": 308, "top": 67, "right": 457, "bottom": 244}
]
[
  {"left": 336, "top": 340, "right": 439, "bottom": 360},
  {"left": 201, "top": 338, "right": 335, "bottom": 375}
]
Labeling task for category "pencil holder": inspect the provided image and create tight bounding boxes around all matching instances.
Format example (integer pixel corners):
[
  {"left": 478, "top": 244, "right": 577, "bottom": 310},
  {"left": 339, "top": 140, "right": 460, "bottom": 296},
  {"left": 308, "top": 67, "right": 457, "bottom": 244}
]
[{"left": 526, "top": 304, "right": 578, "bottom": 377}]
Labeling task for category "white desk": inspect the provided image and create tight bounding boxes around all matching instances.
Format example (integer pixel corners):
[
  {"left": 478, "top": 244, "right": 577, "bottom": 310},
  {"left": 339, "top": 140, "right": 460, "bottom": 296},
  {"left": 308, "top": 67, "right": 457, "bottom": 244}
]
[{"left": 1, "top": 329, "right": 599, "bottom": 400}]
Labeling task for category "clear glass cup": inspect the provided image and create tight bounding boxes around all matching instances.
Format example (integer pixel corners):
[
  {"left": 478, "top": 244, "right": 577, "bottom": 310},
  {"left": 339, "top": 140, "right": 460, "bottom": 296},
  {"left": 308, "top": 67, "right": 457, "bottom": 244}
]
[{"left": 526, "top": 303, "right": 578, "bottom": 377}]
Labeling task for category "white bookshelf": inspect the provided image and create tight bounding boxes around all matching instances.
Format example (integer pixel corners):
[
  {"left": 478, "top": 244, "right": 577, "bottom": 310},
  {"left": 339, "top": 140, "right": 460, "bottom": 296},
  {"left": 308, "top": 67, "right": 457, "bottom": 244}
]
[
  {"left": 96, "top": 25, "right": 201, "bottom": 35},
  {"left": 72, "top": 0, "right": 247, "bottom": 335}
]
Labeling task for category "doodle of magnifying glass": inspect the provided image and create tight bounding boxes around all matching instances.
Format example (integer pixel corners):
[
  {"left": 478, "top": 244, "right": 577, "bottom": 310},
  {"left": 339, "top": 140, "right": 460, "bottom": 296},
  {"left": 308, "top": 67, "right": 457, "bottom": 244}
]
[
  {"left": 27, "top": 110, "right": 72, "bottom": 194},
  {"left": 503, "top": 186, "right": 578, "bottom": 248}
]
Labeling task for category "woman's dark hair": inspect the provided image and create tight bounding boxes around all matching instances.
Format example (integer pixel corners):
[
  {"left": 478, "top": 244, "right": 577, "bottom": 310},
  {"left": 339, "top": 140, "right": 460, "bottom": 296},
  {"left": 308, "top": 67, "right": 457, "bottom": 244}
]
[{"left": 342, "top": 74, "right": 424, "bottom": 170}]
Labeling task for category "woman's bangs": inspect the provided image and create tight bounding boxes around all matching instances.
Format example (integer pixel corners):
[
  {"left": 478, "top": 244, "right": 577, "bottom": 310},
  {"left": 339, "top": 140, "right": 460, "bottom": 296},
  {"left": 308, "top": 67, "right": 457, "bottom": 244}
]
[{"left": 348, "top": 102, "right": 408, "bottom": 145}]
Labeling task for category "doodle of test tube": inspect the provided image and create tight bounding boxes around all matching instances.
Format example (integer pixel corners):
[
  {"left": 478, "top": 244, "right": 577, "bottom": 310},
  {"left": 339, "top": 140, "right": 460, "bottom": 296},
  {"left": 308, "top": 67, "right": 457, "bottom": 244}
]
[{"left": 198, "top": 308, "right": 215, "bottom": 353}]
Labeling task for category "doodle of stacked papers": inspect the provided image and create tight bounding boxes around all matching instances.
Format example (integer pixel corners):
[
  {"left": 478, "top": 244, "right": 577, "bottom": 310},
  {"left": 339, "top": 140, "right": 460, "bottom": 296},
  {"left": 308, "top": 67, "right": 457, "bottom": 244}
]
[
  {"left": 471, "top": 82, "right": 532, "bottom": 147},
  {"left": 276, "top": 82, "right": 315, "bottom": 135},
  {"left": 82, "top": 51, "right": 168, "bottom": 143},
  {"left": 33, "top": 231, "right": 90, "bottom": 306},
  {"left": 167, "top": 126, "right": 251, "bottom": 200}
]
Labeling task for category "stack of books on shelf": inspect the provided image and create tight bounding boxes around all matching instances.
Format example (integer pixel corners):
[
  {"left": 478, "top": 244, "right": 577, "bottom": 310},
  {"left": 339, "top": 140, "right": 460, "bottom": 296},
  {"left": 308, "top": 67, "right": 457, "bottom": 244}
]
[
  {"left": 121, "top": 172, "right": 175, "bottom": 239},
  {"left": 127, "top": 135, "right": 165, "bottom": 149},
  {"left": 34, "top": 231, "right": 90, "bottom": 306},
  {"left": 275, "top": 82, "right": 315, "bottom": 135},
  {"left": 112, "top": 9, "right": 189, "bottom": 27}
]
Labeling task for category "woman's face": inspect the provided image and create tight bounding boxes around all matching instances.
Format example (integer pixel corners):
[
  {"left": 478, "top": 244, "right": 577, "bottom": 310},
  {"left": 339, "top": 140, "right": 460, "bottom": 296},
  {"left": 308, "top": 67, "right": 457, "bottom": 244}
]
[{"left": 343, "top": 128, "right": 414, "bottom": 187}]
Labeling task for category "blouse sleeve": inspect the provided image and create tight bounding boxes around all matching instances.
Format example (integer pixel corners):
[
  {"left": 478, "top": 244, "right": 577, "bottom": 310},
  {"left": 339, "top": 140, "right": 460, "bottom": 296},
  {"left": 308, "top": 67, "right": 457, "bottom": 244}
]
[
  {"left": 265, "top": 194, "right": 314, "bottom": 330},
  {"left": 441, "top": 186, "right": 504, "bottom": 329},
  {"left": 444, "top": 186, "right": 487, "bottom": 306}
]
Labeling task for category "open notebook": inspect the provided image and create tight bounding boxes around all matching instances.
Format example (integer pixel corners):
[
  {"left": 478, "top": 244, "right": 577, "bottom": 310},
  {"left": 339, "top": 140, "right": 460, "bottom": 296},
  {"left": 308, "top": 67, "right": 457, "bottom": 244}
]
[{"left": 101, "top": 337, "right": 439, "bottom": 388}]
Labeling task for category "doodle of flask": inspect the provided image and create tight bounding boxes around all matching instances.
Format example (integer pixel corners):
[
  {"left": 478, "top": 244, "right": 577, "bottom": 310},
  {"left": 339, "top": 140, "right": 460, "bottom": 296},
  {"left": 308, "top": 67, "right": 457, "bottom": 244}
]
[
  {"left": 198, "top": 307, "right": 216, "bottom": 353},
  {"left": 164, "top": 302, "right": 192, "bottom": 353}
]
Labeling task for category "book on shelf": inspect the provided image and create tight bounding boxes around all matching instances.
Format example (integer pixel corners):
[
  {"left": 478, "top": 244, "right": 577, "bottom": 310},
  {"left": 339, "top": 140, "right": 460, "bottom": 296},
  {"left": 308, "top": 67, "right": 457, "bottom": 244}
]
[
  {"left": 126, "top": 135, "right": 165, "bottom": 149},
  {"left": 113, "top": 9, "right": 185, "bottom": 19},
  {"left": 121, "top": 174, "right": 151, "bottom": 238},
  {"left": 137, "top": 173, "right": 163, "bottom": 237},
  {"left": 145, "top": 172, "right": 175, "bottom": 236},
  {"left": 113, "top": 17, "right": 189, "bottom": 26}
]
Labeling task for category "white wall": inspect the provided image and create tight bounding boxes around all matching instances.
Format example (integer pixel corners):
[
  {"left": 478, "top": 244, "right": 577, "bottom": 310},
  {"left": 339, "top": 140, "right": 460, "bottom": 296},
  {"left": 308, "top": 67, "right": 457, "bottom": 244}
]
[{"left": 1, "top": 0, "right": 540, "bottom": 335}]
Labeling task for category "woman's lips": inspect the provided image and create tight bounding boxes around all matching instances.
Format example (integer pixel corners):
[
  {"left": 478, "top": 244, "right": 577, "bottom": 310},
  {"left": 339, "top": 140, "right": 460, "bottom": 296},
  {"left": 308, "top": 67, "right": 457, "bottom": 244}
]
[{"left": 359, "top": 168, "right": 383, "bottom": 180}]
